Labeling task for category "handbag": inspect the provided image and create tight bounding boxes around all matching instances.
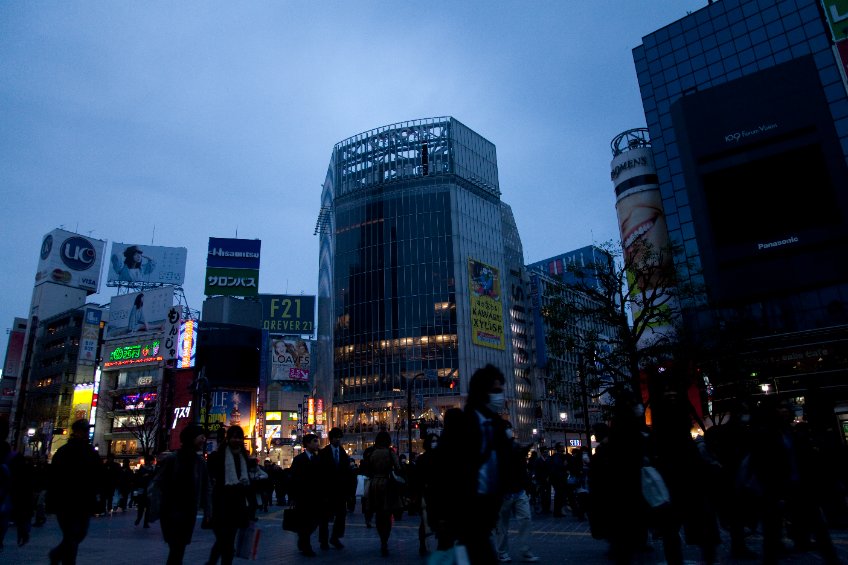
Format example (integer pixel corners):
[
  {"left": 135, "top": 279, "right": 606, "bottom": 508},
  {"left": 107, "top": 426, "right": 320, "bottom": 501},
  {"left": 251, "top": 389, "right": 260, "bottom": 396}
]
[
  {"left": 390, "top": 470, "right": 406, "bottom": 485},
  {"left": 282, "top": 507, "right": 300, "bottom": 532},
  {"left": 236, "top": 522, "right": 261, "bottom": 560},
  {"left": 641, "top": 465, "right": 670, "bottom": 508},
  {"left": 427, "top": 543, "right": 470, "bottom": 565}
]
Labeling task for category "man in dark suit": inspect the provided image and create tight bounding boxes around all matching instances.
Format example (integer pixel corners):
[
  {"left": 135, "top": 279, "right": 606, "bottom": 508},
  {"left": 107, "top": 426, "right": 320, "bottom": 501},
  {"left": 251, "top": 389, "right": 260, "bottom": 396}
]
[
  {"left": 290, "top": 433, "right": 322, "bottom": 557},
  {"left": 317, "top": 427, "right": 353, "bottom": 550}
]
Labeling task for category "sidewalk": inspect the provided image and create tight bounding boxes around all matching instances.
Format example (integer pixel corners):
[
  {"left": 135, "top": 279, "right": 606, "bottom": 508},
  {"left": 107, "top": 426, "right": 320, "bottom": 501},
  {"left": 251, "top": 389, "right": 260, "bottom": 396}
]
[{"left": 3, "top": 505, "right": 848, "bottom": 564}]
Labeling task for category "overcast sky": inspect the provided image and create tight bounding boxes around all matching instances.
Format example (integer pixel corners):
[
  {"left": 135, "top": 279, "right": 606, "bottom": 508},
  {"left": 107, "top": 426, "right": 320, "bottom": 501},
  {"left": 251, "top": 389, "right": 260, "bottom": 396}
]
[{"left": 0, "top": 1, "right": 708, "bottom": 363}]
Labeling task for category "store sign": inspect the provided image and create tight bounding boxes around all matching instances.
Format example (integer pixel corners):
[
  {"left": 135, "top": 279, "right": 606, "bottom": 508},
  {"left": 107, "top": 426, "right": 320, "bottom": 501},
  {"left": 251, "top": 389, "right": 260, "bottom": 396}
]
[
  {"left": 259, "top": 294, "right": 316, "bottom": 334},
  {"left": 205, "top": 237, "right": 261, "bottom": 297},
  {"left": 265, "top": 411, "right": 282, "bottom": 421},
  {"left": 103, "top": 340, "right": 163, "bottom": 368}
]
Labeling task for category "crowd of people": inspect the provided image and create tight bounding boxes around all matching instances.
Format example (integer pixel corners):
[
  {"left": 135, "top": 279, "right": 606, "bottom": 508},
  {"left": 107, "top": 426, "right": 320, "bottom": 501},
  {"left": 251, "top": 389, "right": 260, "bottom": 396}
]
[{"left": 2, "top": 366, "right": 848, "bottom": 564}]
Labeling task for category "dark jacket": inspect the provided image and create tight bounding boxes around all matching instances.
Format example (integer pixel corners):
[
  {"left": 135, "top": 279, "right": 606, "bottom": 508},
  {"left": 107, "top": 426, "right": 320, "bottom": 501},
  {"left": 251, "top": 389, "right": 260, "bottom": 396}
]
[
  {"left": 318, "top": 444, "right": 354, "bottom": 502},
  {"left": 153, "top": 447, "right": 211, "bottom": 546},
  {"left": 290, "top": 450, "right": 322, "bottom": 518},
  {"left": 47, "top": 436, "right": 102, "bottom": 515},
  {"left": 207, "top": 448, "right": 253, "bottom": 529}
]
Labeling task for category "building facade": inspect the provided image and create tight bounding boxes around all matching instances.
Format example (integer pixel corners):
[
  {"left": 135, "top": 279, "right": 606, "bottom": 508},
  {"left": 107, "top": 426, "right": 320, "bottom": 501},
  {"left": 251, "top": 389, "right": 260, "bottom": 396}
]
[
  {"left": 317, "top": 117, "right": 531, "bottom": 455},
  {"left": 634, "top": 0, "right": 848, "bottom": 414}
]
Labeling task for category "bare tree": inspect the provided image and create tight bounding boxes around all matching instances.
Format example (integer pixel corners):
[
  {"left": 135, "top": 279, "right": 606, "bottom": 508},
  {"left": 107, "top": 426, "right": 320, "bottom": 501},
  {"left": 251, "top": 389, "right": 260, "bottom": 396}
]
[
  {"left": 102, "top": 388, "right": 163, "bottom": 458},
  {"left": 542, "top": 239, "right": 695, "bottom": 402}
]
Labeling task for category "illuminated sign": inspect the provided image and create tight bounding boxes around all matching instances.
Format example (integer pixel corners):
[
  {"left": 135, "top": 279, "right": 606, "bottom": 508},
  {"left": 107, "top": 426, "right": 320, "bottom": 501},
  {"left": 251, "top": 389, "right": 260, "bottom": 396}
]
[
  {"left": 172, "top": 401, "right": 192, "bottom": 429},
  {"left": 72, "top": 384, "right": 94, "bottom": 423},
  {"left": 104, "top": 340, "right": 163, "bottom": 368},
  {"left": 265, "top": 411, "right": 282, "bottom": 421},
  {"left": 316, "top": 398, "right": 324, "bottom": 425},
  {"left": 178, "top": 320, "right": 197, "bottom": 368},
  {"left": 119, "top": 392, "right": 158, "bottom": 410},
  {"left": 307, "top": 398, "right": 315, "bottom": 425}
]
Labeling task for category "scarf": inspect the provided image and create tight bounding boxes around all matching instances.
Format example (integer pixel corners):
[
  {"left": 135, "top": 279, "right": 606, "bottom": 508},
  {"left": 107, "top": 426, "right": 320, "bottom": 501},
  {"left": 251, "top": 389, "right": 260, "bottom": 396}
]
[{"left": 224, "top": 447, "right": 249, "bottom": 487}]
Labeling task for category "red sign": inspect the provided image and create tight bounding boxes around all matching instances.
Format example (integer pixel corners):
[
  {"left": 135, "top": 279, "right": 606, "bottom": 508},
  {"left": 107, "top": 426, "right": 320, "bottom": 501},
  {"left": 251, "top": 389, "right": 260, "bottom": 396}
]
[{"left": 838, "top": 41, "right": 848, "bottom": 83}]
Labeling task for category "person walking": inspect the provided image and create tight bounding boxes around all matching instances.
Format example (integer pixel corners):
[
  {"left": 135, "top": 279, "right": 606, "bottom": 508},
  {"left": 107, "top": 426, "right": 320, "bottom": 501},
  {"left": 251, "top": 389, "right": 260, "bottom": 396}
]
[
  {"left": 206, "top": 426, "right": 253, "bottom": 565},
  {"left": 47, "top": 419, "right": 103, "bottom": 565},
  {"left": 430, "top": 364, "right": 511, "bottom": 564},
  {"left": 152, "top": 423, "right": 211, "bottom": 565},
  {"left": 548, "top": 442, "right": 568, "bottom": 517},
  {"left": 365, "top": 430, "right": 404, "bottom": 557},
  {"left": 290, "top": 433, "right": 322, "bottom": 557},
  {"left": 317, "top": 427, "right": 353, "bottom": 550},
  {"left": 133, "top": 461, "right": 154, "bottom": 528},
  {"left": 495, "top": 421, "right": 539, "bottom": 563}
]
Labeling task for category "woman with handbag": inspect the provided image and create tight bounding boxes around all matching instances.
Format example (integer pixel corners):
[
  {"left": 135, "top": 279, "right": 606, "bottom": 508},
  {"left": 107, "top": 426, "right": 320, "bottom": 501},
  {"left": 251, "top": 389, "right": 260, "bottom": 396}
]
[
  {"left": 365, "top": 431, "right": 403, "bottom": 557},
  {"left": 206, "top": 426, "right": 253, "bottom": 565}
]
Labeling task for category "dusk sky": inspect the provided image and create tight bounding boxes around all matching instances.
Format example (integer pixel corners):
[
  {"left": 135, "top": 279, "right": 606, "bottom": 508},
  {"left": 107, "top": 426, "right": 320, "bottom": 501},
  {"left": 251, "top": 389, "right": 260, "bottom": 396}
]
[{"left": 0, "top": 1, "right": 707, "bottom": 362}]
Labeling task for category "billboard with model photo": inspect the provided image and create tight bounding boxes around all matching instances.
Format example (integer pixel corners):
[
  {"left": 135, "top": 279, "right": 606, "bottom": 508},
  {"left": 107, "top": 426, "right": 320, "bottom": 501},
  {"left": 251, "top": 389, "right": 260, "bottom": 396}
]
[
  {"left": 108, "top": 243, "right": 187, "bottom": 285},
  {"left": 107, "top": 287, "right": 174, "bottom": 339}
]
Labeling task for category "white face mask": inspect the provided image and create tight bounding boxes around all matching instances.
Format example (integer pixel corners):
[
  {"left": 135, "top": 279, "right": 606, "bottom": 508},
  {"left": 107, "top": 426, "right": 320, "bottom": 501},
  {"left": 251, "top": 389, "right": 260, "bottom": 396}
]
[{"left": 487, "top": 392, "right": 506, "bottom": 413}]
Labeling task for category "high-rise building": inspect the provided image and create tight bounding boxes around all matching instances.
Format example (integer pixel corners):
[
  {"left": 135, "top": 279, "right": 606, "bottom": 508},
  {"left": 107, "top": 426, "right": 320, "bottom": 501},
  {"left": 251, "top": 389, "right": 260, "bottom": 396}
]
[
  {"left": 633, "top": 0, "right": 848, "bottom": 407},
  {"left": 316, "top": 117, "right": 532, "bottom": 453}
]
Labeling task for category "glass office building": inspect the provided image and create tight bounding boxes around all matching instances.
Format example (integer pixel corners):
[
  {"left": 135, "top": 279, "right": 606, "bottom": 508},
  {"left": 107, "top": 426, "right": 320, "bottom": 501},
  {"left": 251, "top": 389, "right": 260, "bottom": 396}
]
[
  {"left": 634, "top": 0, "right": 848, "bottom": 402},
  {"left": 316, "top": 118, "right": 532, "bottom": 453}
]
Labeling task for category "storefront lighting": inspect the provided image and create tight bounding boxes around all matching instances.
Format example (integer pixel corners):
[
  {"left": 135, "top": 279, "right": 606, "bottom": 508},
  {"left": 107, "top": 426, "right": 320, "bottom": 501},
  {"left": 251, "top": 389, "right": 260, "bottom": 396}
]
[{"left": 761, "top": 383, "right": 771, "bottom": 393}]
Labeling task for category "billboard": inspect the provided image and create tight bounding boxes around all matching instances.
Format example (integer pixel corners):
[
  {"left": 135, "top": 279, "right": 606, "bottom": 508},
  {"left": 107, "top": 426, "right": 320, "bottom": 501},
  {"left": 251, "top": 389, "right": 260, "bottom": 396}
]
[
  {"left": 34, "top": 229, "right": 106, "bottom": 294},
  {"left": 270, "top": 338, "right": 311, "bottom": 382},
  {"left": 259, "top": 294, "right": 316, "bottom": 334},
  {"left": 205, "top": 238, "right": 261, "bottom": 297},
  {"left": 200, "top": 389, "right": 255, "bottom": 439},
  {"left": 108, "top": 243, "right": 187, "bottom": 285},
  {"left": 468, "top": 258, "right": 505, "bottom": 350},
  {"left": 107, "top": 287, "right": 174, "bottom": 339},
  {"left": 671, "top": 55, "right": 848, "bottom": 303}
]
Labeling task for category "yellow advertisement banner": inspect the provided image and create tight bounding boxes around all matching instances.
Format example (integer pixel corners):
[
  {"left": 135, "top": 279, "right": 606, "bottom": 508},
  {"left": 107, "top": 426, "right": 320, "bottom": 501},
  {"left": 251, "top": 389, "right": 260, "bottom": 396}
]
[
  {"left": 71, "top": 384, "right": 94, "bottom": 422},
  {"left": 468, "top": 258, "right": 505, "bottom": 350}
]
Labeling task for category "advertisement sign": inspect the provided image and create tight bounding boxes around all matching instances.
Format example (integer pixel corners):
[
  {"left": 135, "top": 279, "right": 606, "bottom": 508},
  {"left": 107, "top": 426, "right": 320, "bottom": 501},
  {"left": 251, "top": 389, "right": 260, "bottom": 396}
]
[
  {"left": 103, "top": 339, "right": 164, "bottom": 368},
  {"left": 177, "top": 320, "right": 197, "bottom": 368},
  {"left": 270, "top": 338, "right": 311, "bottom": 382},
  {"left": 200, "top": 389, "right": 255, "bottom": 438},
  {"left": 79, "top": 308, "right": 102, "bottom": 366},
  {"left": 108, "top": 243, "right": 187, "bottom": 285},
  {"left": 204, "top": 267, "right": 259, "bottom": 297},
  {"left": 207, "top": 238, "right": 261, "bottom": 269},
  {"left": 468, "top": 258, "right": 505, "bottom": 350},
  {"left": 611, "top": 145, "right": 676, "bottom": 349},
  {"left": 259, "top": 295, "right": 316, "bottom": 334},
  {"left": 71, "top": 384, "right": 94, "bottom": 422},
  {"left": 169, "top": 370, "right": 195, "bottom": 450},
  {"left": 823, "top": 0, "right": 848, "bottom": 41},
  {"left": 34, "top": 229, "right": 106, "bottom": 294},
  {"left": 107, "top": 287, "right": 174, "bottom": 339},
  {"left": 205, "top": 238, "right": 261, "bottom": 297}
]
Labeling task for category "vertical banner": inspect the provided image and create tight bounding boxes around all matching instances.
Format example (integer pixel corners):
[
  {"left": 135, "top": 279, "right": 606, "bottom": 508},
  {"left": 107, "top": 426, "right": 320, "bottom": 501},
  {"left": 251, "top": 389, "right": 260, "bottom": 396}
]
[
  {"left": 468, "top": 258, "right": 505, "bottom": 350},
  {"left": 163, "top": 306, "right": 181, "bottom": 363}
]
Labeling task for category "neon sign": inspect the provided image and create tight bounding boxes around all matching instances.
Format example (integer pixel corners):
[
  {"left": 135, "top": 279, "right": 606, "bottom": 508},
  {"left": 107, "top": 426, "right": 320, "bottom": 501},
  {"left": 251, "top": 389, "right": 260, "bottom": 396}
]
[
  {"left": 104, "top": 340, "right": 163, "bottom": 368},
  {"left": 177, "top": 320, "right": 197, "bottom": 368}
]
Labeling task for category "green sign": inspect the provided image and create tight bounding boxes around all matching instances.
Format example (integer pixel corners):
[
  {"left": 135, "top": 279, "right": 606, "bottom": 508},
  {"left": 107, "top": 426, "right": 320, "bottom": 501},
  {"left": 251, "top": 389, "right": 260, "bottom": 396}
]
[
  {"left": 204, "top": 267, "right": 259, "bottom": 297},
  {"left": 824, "top": 0, "right": 848, "bottom": 41}
]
